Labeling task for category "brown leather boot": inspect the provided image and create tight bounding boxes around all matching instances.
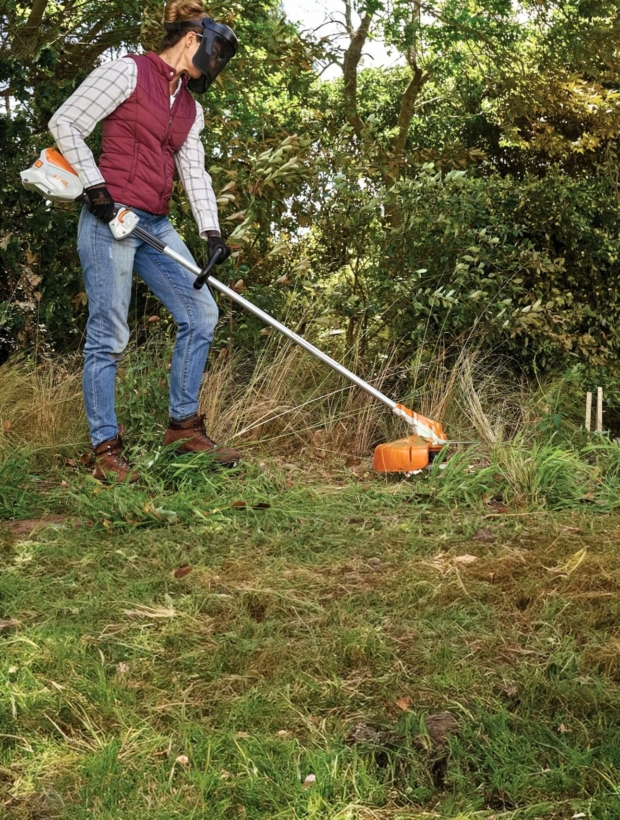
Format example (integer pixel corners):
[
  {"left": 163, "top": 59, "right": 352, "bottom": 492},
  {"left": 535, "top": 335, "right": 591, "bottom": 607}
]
[
  {"left": 92, "top": 429, "right": 140, "bottom": 484},
  {"left": 163, "top": 413, "right": 242, "bottom": 466}
]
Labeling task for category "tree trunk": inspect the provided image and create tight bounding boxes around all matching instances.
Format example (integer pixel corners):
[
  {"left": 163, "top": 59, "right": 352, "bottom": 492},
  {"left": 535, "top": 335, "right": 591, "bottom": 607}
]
[
  {"left": 393, "top": 65, "right": 429, "bottom": 162},
  {"left": 384, "top": 64, "right": 430, "bottom": 227},
  {"left": 342, "top": 2, "right": 373, "bottom": 138},
  {"left": 10, "top": 0, "right": 50, "bottom": 59},
  {"left": 25, "top": 0, "right": 50, "bottom": 28}
]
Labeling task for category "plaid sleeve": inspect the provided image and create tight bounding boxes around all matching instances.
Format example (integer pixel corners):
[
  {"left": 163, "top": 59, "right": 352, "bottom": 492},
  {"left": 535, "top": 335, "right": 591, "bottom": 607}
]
[
  {"left": 48, "top": 58, "right": 137, "bottom": 189},
  {"left": 174, "top": 104, "right": 221, "bottom": 236}
]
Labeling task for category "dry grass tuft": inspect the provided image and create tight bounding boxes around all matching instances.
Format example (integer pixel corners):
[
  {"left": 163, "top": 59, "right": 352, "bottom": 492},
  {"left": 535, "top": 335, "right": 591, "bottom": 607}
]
[
  {"left": 202, "top": 342, "right": 401, "bottom": 456},
  {"left": 0, "top": 355, "right": 85, "bottom": 449}
]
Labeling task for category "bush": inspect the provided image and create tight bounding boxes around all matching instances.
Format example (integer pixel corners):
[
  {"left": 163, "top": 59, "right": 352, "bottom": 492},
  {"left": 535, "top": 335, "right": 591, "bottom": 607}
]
[
  {"left": 299, "top": 163, "right": 620, "bottom": 381},
  {"left": 383, "top": 165, "right": 620, "bottom": 373}
]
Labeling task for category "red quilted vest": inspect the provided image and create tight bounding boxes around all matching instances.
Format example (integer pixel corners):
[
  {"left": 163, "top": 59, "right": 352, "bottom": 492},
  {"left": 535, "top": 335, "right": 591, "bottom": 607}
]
[{"left": 99, "top": 51, "right": 196, "bottom": 214}]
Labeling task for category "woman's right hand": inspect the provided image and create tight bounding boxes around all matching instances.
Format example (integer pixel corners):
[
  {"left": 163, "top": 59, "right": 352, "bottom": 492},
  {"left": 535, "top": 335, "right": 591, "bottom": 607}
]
[{"left": 85, "top": 184, "right": 116, "bottom": 223}]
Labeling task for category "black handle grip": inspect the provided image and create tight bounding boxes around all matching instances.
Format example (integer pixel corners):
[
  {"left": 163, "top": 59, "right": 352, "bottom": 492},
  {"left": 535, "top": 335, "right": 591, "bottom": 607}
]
[
  {"left": 193, "top": 247, "right": 223, "bottom": 290},
  {"left": 76, "top": 192, "right": 123, "bottom": 222}
]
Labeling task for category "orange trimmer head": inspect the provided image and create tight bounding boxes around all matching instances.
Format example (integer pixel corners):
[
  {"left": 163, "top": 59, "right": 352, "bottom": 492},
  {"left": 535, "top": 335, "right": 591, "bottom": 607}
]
[
  {"left": 373, "top": 405, "right": 447, "bottom": 473},
  {"left": 373, "top": 435, "right": 444, "bottom": 472}
]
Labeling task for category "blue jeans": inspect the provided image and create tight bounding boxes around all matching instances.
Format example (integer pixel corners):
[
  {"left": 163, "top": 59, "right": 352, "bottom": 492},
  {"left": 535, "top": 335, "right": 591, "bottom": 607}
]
[{"left": 77, "top": 205, "right": 219, "bottom": 447}]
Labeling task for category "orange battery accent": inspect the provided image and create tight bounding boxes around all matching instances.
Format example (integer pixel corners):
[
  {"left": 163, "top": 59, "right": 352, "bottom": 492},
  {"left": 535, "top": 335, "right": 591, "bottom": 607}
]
[{"left": 44, "top": 147, "right": 78, "bottom": 176}]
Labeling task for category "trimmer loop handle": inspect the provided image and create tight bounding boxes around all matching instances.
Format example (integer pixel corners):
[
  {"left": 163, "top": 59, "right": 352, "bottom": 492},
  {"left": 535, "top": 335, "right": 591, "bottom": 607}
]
[{"left": 193, "top": 247, "right": 223, "bottom": 290}]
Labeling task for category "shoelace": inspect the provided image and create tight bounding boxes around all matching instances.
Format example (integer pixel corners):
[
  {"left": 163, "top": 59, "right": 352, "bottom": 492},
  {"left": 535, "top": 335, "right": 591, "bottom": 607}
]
[
  {"left": 98, "top": 437, "right": 132, "bottom": 470},
  {"left": 193, "top": 414, "right": 218, "bottom": 447}
]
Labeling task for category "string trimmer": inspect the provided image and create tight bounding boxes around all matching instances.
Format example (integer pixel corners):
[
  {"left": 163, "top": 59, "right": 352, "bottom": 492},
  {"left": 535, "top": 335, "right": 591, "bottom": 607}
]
[{"left": 21, "top": 147, "right": 448, "bottom": 471}]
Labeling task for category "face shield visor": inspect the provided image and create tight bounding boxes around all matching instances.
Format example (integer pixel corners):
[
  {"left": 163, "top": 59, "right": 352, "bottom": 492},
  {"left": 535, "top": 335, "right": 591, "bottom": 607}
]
[{"left": 163, "top": 16, "right": 238, "bottom": 93}]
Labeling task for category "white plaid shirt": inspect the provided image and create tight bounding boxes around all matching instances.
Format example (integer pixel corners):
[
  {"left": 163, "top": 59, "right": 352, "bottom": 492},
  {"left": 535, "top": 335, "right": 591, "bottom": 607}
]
[{"left": 48, "top": 57, "right": 220, "bottom": 235}]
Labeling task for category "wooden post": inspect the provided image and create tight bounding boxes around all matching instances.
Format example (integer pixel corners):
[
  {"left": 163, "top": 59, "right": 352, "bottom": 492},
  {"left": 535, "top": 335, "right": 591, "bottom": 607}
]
[
  {"left": 585, "top": 392, "right": 592, "bottom": 432},
  {"left": 597, "top": 387, "right": 603, "bottom": 434}
]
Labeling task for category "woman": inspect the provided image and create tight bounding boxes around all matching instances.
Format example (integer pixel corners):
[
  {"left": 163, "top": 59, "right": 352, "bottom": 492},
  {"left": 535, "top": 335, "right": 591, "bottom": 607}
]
[{"left": 49, "top": 0, "right": 242, "bottom": 483}]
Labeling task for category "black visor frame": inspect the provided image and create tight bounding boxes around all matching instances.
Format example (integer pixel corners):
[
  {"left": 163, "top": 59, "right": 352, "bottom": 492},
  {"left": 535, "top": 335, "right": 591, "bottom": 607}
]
[{"left": 163, "top": 16, "right": 238, "bottom": 92}]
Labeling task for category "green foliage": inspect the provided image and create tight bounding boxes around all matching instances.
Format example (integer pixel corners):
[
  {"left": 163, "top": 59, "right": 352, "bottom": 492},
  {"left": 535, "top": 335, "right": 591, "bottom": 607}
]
[
  {"left": 288, "top": 163, "right": 620, "bottom": 377},
  {"left": 4, "top": 0, "right": 620, "bottom": 397},
  {"left": 384, "top": 165, "right": 620, "bottom": 371}
]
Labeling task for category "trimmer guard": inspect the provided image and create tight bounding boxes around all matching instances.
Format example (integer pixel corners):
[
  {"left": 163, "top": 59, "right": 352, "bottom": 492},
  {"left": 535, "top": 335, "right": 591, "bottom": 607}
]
[{"left": 373, "top": 435, "right": 443, "bottom": 473}]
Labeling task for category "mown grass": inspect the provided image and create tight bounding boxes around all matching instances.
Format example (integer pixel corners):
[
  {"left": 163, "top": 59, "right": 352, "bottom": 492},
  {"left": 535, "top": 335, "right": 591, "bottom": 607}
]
[
  {"left": 2, "top": 445, "right": 620, "bottom": 819},
  {"left": 2, "top": 343, "right": 620, "bottom": 818}
]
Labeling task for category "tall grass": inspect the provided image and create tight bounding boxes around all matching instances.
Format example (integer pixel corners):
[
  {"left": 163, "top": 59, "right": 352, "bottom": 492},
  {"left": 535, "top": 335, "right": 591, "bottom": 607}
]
[
  {"left": 0, "top": 332, "right": 607, "bottom": 512},
  {"left": 433, "top": 436, "right": 595, "bottom": 510},
  {"left": 0, "top": 355, "right": 85, "bottom": 452},
  {"left": 2, "top": 335, "right": 534, "bottom": 459}
]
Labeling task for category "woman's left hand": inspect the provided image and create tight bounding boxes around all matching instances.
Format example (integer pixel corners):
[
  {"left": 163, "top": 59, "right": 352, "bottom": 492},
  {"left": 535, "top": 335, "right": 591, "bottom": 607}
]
[{"left": 206, "top": 232, "right": 231, "bottom": 264}]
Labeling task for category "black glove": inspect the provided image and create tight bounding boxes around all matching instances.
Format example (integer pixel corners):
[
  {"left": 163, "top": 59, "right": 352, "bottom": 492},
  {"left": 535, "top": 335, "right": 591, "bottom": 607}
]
[
  {"left": 85, "top": 184, "right": 116, "bottom": 223},
  {"left": 207, "top": 232, "right": 231, "bottom": 265}
]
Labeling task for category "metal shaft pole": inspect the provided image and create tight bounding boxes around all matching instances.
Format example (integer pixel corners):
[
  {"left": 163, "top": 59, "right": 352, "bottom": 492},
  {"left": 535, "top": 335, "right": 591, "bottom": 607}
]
[{"left": 159, "top": 243, "right": 397, "bottom": 412}]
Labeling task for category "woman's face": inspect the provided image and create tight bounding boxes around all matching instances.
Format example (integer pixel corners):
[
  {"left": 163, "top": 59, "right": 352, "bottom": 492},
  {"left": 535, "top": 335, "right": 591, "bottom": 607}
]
[{"left": 184, "top": 31, "right": 204, "bottom": 79}]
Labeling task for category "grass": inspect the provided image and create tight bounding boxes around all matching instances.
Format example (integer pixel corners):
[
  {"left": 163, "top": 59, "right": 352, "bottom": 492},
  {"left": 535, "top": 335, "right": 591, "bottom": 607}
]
[
  {"left": 3, "top": 451, "right": 620, "bottom": 819},
  {"left": 2, "top": 345, "right": 620, "bottom": 818}
]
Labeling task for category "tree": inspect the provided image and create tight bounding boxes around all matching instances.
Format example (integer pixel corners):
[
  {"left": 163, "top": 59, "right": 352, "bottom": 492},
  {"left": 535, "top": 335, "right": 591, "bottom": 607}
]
[{"left": 321, "top": 0, "right": 522, "bottom": 180}]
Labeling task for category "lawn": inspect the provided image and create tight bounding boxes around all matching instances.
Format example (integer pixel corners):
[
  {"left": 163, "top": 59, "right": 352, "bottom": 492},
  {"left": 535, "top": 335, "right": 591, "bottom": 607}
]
[{"left": 2, "top": 452, "right": 620, "bottom": 819}]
